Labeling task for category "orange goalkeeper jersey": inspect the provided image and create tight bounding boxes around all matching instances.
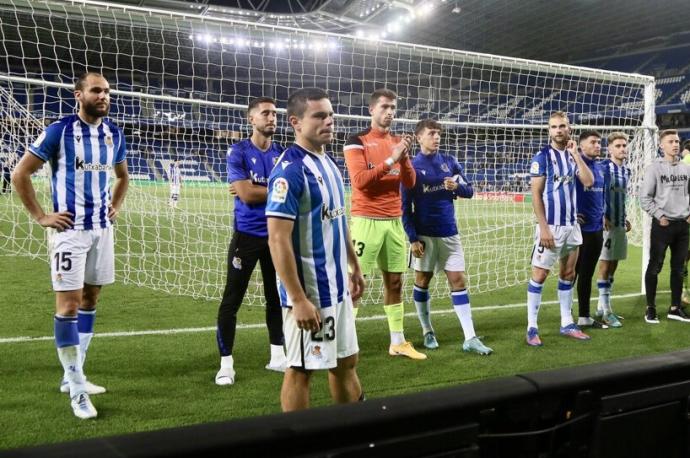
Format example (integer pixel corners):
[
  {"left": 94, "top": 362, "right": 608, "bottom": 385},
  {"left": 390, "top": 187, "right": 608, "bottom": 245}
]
[{"left": 344, "top": 127, "right": 416, "bottom": 218}]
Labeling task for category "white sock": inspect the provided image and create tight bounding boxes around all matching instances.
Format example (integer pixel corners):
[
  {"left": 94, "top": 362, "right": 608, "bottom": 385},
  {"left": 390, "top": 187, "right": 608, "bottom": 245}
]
[
  {"left": 270, "top": 344, "right": 286, "bottom": 363},
  {"left": 527, "top": 279, "right": 543, "bottom": 329},
  {"left": 597, "top": 279, "right": 612, "bottom": 313},
  {"left": 57, "top": 345, "right": 86, "bottom": 397},
  {"left": 79, "top": 332, "right": 93, "bottom": 367},
  {"left": 451, "top": 290, "right": 476, "bottom": 340},
  {"left": 413, "top": 285, "right": 433, "bottom": 335},
  {"left": 390, "top": 332, "right": 405, "bottom": 346},
  {"left": 578, "top": 317, "right": 594, "bottom": 326},
  {"left": 558, "top": 278, "right": 574, "bottom": 327},
  {"left": 220, "top": 355, "right": 234, "bottom": 369}
]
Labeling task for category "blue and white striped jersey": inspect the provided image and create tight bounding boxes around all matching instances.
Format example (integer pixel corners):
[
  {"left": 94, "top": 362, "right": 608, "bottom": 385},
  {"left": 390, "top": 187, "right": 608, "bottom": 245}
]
[
  {"left": 28, "top": 114, "right": 126, "bottom": 231},
  {"left": 530, "top": 145, "right": 578, "bottom": 226},
  {"left": 602, "top": 159, "right": 630, "bottom": 228},
  {"left": 169, "top": 162, "right": 181, "bottom": 189},
  {"left": 265, "top": 143, "right": 348, "bottom": 309}
]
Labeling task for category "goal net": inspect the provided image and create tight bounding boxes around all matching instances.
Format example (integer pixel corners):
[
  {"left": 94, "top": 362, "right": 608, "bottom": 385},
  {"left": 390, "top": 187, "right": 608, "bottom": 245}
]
[{"left": 0, "top": 0, "right": 656, "bottom": 304}]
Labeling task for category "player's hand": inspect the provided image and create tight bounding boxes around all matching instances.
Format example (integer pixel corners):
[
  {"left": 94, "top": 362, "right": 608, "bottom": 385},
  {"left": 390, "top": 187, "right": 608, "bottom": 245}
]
[
  {"left": 349, "top": 269, "right": 365, "bottom": 302},
  {"left": 292, "top": 298, "right": 321, "bottom": 332},
  {"left": 108, "top": 205, "right": 120, "bottom": 222},
  {"left": 443, "top": 177, "right": 458, "bottom": 191},
  {"left": 539, "top": 225, "right": 555, "bottom": 249},
  {"left": 604, "top": 217, "right": 612, "bottom": 231},
  {"left": 577, "top": 213, "right": 586, "bottom": 225},
  {"left": 228, "top": 183, "right": 237, "bottom": 196},
  {"left": 566, "top": 139, "right": 578, "bottom": 158},
  {"left": 38, "top": 212, "right": 73, "bottom": 231},
  {"left": 659, "top": 216, "right": 670, "bottom": 227},
  {"left": 411, "top": 241, "right": 425, "bottom": 258},
  {"left": 625, "top": 219, "right": 632, "bottom": 232},
  {"left": 391, "top": 134, "right": 412, "bottom": 163}
]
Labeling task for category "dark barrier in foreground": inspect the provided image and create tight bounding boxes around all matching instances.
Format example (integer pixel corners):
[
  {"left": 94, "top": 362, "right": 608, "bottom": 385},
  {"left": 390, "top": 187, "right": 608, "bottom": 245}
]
[{"left": 4, "top": 349, "right": 690, "bottom": 458}]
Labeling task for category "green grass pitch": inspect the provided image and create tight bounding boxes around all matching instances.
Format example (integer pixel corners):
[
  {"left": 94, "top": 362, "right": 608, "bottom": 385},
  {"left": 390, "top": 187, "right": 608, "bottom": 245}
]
[{"left": 0, "top": 181, "right": 686, "bottom": 450}]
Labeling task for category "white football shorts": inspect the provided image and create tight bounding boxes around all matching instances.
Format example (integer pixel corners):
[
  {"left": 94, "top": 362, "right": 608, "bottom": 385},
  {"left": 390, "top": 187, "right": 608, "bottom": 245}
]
[
  {"left": 283, "top": 292, "right": 359, "bottom": 370},
  {"left": 531, "top": 224, "right": 582, "bottom": 270},
  {"left": 599, "top": 226, "right": 628, "bottom": 261},
  {"left": 409, "top": 234, "right": 465, "bottom": 273},
  {"left": 48, "top": 226, "right": 115, "bottom": 291}
]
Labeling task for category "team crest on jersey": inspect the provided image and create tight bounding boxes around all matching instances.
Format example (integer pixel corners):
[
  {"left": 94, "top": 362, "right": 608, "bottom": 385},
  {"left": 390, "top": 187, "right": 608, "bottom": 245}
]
[
  {"left": 367, "top": 162, "right": 375, "bottom": 170},
  {"left": 441, "top": 163, "right": 450, "bottom": 173},
  {"left": 530, "top": 162, "right": 540, "bottom": 175},
  {"left": 232, "top": 256, "right": 242, "bottom": 270},
  {"left": 75, "top": 135, "right": 81, "bottom": 143},
  {"left": 420, "top": 169, "right": 426, "bottom": 175},
  {"left": 281, "top": 160, "right": 291, "bottom": 170},
  {"left": 271, "top": 177, "right": 289, "bottom": 203},
  {"left": 105, "top": 135, "right": 113, "bottom": 146},
  {"left": 251, "top": 157, "right": 257, "bottom": 164},
  {"left": 317, "top": 175, "right": 323, "bottom": 185}
]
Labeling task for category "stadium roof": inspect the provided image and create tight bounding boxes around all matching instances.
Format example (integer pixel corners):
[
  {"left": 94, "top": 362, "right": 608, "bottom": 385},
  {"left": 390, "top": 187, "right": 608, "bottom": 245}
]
[{"left": 107, "top": 0, "right": 690, "bottom": 63}]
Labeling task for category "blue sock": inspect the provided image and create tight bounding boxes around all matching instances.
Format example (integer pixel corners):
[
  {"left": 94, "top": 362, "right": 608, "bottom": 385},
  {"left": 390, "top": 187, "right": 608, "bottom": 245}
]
[
  {"left": 55, "top": 315, "right": 85, "bottom": 396},
  {"left": 54, "top": 315, "right": 79, "bottom": 348},
  {"left": 413, "top": 285, "right": 433, "bottom": 335},
  {"left": 77, "top": 309, "right": 95, "bottom": 334}
]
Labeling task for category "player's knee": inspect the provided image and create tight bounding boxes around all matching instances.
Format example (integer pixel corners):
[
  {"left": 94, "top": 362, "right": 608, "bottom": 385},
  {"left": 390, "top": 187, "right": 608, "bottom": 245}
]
[
  {"left": 385, "top": 275, "right": 403, "bottom": 294},
  {"left": 531, "top": 268, "right": 548, "bottom": 284},
  {"left": 414, "top": 275, "right": 432, "bottom": 289},
  {"left": 286, "top": 366, "right": 312, "bottom": 383},
  {"left": 561, "top": 270, "right": 576, "bottom": 281},
  {"left": 449, "top": 272, "right": 466, "bottom": 290},
  {"left": 334, "top": 354, "right": 358, "bottom": 374},
  {"left": 671, "top": 265, "right": 685, "bottom": 277},
  {"left": 56, "top": 296, "right": 80, "bottom": 315},
  {"left": 82, "top": 288, "right": 101, "bottom": 308},
  {"left": 646, "top": 261, "right": 664, "bottom": 276}
]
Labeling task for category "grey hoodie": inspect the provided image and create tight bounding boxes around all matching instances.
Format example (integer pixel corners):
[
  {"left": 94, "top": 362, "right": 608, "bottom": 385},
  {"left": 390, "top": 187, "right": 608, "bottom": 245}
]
[{"left": 640, "top": 157, "right": 690, "bottom": 221}]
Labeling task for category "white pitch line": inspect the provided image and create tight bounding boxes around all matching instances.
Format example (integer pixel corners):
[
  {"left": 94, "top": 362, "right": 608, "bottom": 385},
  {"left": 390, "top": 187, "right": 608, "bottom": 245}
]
[{"left": 0, "top": 291, "right": 647, "bottom": 345}]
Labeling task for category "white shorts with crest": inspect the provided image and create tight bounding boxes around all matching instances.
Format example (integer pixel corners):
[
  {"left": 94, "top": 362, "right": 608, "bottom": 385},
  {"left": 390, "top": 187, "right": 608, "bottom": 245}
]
[
  {"left": 531, "top": 224, "right": 582, "bottom": 270},
  {"left": 48, "top": 226, "right": 115, "bottom": 291},
  {"left": 283, "top": 292, "right": 358, "bottom": 370}
]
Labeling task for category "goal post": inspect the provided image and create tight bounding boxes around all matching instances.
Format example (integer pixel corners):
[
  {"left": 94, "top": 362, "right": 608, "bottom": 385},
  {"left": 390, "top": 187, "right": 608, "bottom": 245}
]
[{"left": 0, "top": 0, "right": 656, "bottom": 304}]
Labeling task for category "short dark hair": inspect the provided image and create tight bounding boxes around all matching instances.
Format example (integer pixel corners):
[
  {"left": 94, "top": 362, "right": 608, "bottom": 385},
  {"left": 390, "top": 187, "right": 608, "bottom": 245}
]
[
  {"left": 682, "top": 139, "right": 690, "bottom": 151},
  {"left": 369, "top": 88, "right": 397, "bottom": 107},
  {"left": 287, "top": 87, "right": 330, "bottom": 119},
  {"left": 660, "top": 129, "right": 679, "bottom": 141},
  {"left": 74, "top": 72, "right": 105, "bottom": 91},
  {"left": 247, "top": 96, "right": 276, "bottom": 114},
  {"left": 415, "top": 118, "right": 442, "bottom": 136},
  {"left": 578, "top": 130, "right": 601, "bottom": 143}
]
